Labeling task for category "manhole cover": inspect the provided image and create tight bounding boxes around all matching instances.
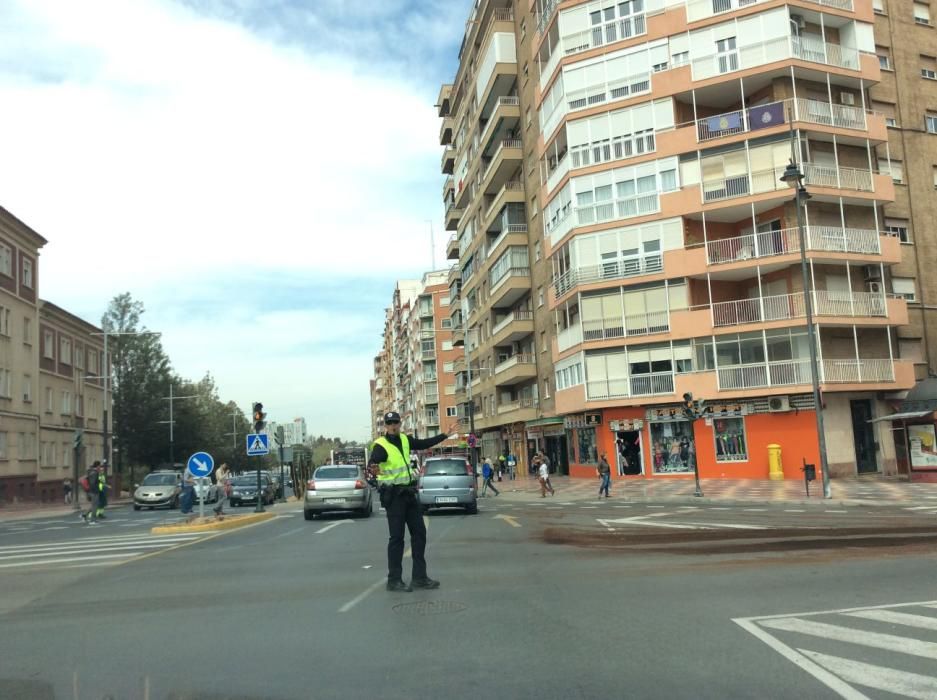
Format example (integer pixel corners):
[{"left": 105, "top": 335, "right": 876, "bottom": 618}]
[{"left": 392, "top": 600, "right": 467, "bottom": 616}]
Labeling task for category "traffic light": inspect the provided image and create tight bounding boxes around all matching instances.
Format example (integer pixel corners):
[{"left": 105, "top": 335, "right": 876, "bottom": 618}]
[
  {"left": 682, "top": 392, "right": 696, "bottom": 420},
  {"left": 73, "top": 430, "right": 83, "bottom": 450},
  {"left": 275, "top": 425, "right": 285, "bottom": 445},
  {"left": 252, "top": 402, "right": 266, "bottom": 433}
]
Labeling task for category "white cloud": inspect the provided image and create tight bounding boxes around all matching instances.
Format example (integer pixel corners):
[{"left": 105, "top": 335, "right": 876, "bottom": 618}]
[{"left": 0, "top": 0, "right": 455, "bottom": 437}]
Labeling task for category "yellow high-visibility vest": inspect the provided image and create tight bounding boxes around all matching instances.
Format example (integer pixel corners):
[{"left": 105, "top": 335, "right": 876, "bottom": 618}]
[{"left": 373, "top": 434, "right": 413, "bottom": 486}]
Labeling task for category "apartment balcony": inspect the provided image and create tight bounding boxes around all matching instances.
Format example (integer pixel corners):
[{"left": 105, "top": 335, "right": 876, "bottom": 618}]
[
  {"left": 481, "top": 139, "right": 523, "bottom": 195},
  {"left": 491, "top": 310, "right": 534, "bottom": 346},
  {"left": 716, "top": 358, "right": 903, "bottom": 391},
  {"left": 702, "top": 163, "right": 876, "bottom": 206},
  {"left": 706, "top": 225, "right": 886, "bottom": 265},
  {"left": 686, "top": 0, "right": 854, "bottom": 24},
  {"left": 494, "top": 353, "right": 537, "bottom": 387},
  {"left": 495, "top": 397, "right": 539, "bottom": 422},
  {"left": 691, "top": 36, "right": 862, "bottom": 83},
  {"left": 690, "top": 98, "right": 884, "bottom": 145},
  {"left": 445, "top": 205, "right": 464, "bottom": 233},
  {"left": 446, "top": 233, "right": 459, "bottom": 260},
  {"left": 488, "top": 266, "right": 531, "bottom": 309},
  {"left": 711, "top": 291, "right": 899, "bottom": 328},
  {"left": 439, "top": 117, "right": 453, "bottom": 146},
  {"left": 441, "top": 146, "right": 455, "bottom": 175},
  {"left": 479, "top": 96, "right": 520, "bottom": 156},
  {"left": 421, "top": 348, "right": 436, "bottom": 361},
  {"left": 552, "top": 252, "right": 664, "bottom": 302},
  {"left": 586, "top": 372, "right": 675, "bottom": 401},
  {"left": 483, "top": 180, "right": 525, "bottom": 232},
  {"left": 582, "top": 310, "right": 670, "bottom": 343},
  {"left": 486, "top": 227, "right": 528, "bottom": 269}
]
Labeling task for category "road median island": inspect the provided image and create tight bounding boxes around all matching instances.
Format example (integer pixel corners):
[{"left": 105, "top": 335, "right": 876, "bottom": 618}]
[{"left": 151, "top": 511, "right": 275, "bottom": 535}]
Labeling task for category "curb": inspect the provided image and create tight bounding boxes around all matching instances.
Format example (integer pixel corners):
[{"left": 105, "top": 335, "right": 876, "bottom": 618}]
[
  {"left": 492, "top": 492, "right": 936, "bottom": 509},
  {"left": 151, "top": 511, "right": 275, "bottom": 535}
]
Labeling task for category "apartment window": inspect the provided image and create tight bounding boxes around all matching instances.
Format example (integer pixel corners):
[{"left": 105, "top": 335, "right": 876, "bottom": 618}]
[
  {"left": 0, "top": 307, "right": 9, "bottom": 336},
  {"left": 873, "top": 0, "right": 885, "bottom": 13},
  {"left": 927, "top": 113, "right": 937, "bottom": 133},
  {"left": 520, "top": 18, "right": 526, "bottom": 39},
  {"left": 23, "top": 317, "right": 31, "bottom": 345},
  {"left": 543, "top": 378, "right": 551, "bottom": 399},
  {"left": 671, "top": 51, "right": 689, "bottom": 67},
  {"left": 443, "top": 361, "right": 454, "bottom": 372},
  {"left": 885, "top": 160, "right": 904, "bottom": 183},
  {"left": 885, "top": 218, "right": 911, "bottom": 243},
  {"left": 44, "top": 387, "right": 53, "bottom": 413},
  {"left": 885, "top": 116, "right": 898, "bottom": 127},
  {"left": 22, "top": 257, "right": 33, "bottom": 288},
  {"left": 446, "top": 406, "right": 458, "bottom": 417},
  {"left": 933, "top": 165, "right": 937, "bottom": 188},
  {"left": 0, "top": 243, "right": 11, "bottom": 277},
  {"left": 537, "top": 286, "right": 544, "bottom": 307},
  {"left": 914, "top": 2, "right": 931, "bottom": 25},
  {"left": 18, "top": 432, "right": 35, "bottom": 460},
  {"left": 541, "top": 331, "right": 547, "bottom": 353},
  {"left": 440, "top": 296, "right": 450, "bottom": 306},
  {"left": 61, "top": 390, "right": 73, "bottom": 415},
  {"left": 0, "top": 369, "right": 11, "bottom": 398},
  {"left": 923, "top": 55, "right": 937, "bottom": 79},
  {"left": 442, "top": 340, "right": 453, "bottom": 351},
  {"left": 60, "top": 337, "right": 71, "bottom": 365},
  {"left": 892, "top": 277, "right": 917, "bottom": 301},
  {"left": 90, "top": 397, "right": 98, "bottom": 420},
  {"left": 441, "top": 318, "right": 452, "bottom": 329},
  {"left": 526, "top": 108, "right": 532, "bottom": 128},
  {"left": 716, "top": 37, "right": 739, "bottom": 74},
  {"left": 22, "top": 375, "right": 31, "bottom": 403},
  {"left": 530, "top": 196, "right": 538, "bottom": 217},
  {"left": 652, "top": 61, "right": 668, "bottom": 72},
  {"left": 877, "top": 47, "right": 892, "bottom": 70},
  {"left": 534, "top": 240, "right": 541, "bottom": 261},
  {"left": 43, "top": 330, "right": 54, "bottom": 359},
  {"left": 75, "top": 394, "right": 83, "bottom": 417},
  {"left": 0, "top": 433, "right": 7, "bottom": 459},
  {"left": 88, "top": 349, "right": 97, "bottom": 374},
  {"left": 523, "top": 61, "right": 529, "bottom": 84}
]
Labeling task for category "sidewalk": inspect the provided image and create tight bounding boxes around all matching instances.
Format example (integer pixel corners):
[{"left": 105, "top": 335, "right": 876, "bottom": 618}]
[
  {"left": 487, "top": 475, "right": 937, "bottom": 508},
  {"left": 0, "top": 497, "right": 133, "bottom": 522}
]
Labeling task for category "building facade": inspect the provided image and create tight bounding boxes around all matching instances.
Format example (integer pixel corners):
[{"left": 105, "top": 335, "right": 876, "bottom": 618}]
[{"left": 0, "top": 205, "right": 109, "bottom": 503}]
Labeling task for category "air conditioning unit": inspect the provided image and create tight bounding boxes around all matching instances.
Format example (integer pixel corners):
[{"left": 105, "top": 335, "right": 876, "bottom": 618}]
[
  {"left": 840, "top": 92, "right": 855, "bottom": 106},
  {"left": 867, "top": 280, "right": 882, "bottom": 294},
  {"left": 768, "top": 396, "right": 791, "bottom": 412},
  {"left": 791, "top": 14, "right": 806, "bottom": 30},
  {"left": 864, "top": 264, "right": 882, "bottom": 281}
]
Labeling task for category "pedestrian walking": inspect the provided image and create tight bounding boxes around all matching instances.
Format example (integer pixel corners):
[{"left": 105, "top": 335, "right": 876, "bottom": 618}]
[
  {"left": 63, "top": 478, "right": 73, "bottom": 505},
  {"left": 369, "top": 410, "right": 452, "bottom": 593},
  {"left": 213, "top": 463, "right": 231, "bottom": 518},
  {"left": 95, "top": 463, "right": 110, "bottom": 519},
  {"left": 497, "top": 453, "right": 506, "bottom": 482},
  {"left": 539, "top": 455, "right": 554, "bottom": 497},
  {"left": 507, "top": 453, "right": 517, "bottom": 481},
  {"left": 180, "top": 472, "right": 196, "bottom": 522},
  {"left": 598, "top": 453, "right": 611, "bottom": 498},
  {"left": 482, "top": 458, "right": 500, "bottom": 497},
  {"left": 80, "top": 462, "right": 101, "bottom": 524}
]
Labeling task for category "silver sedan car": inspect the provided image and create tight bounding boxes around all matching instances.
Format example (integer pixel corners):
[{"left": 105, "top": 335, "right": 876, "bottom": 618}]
[{"left": 303, "top": 465, "right": 373, "bottom": 520}]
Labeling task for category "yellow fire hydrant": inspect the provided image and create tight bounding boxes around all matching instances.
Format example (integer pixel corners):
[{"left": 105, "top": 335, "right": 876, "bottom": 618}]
[{"left": 768, "top": 443, "right": 784, "bottom": 481}]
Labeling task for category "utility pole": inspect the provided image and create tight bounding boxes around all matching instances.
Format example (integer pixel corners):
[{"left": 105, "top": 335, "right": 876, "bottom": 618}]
[{"left": 159, "top": 384, "right": 198, "bottom": 467}]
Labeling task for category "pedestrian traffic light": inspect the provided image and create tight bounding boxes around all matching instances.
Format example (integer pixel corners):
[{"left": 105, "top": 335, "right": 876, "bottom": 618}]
[
  {"left": 73, "top": 430, "right": 83, "bottom": 450},
  {"left": 252, "top": 402, "right": 266, "bottom": 433}
]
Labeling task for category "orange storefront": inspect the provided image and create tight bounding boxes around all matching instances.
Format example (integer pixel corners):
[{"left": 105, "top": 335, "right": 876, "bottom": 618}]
[{"left": 564, "top": 404, "right": 821, "bottom": 481}]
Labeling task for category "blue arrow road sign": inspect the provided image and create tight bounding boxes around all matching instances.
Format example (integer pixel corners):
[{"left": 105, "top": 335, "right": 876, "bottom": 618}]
[
  {"left": 187, "top": 451, "right": 215, "bottom": 478},
  {"left": 246, "top": 433, "right": 269, "bottom": 456}
]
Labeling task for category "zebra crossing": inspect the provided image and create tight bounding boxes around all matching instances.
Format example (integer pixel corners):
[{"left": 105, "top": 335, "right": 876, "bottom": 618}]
[
  {"left": 0, "top": 531, "right": 209, "bottom": 570},
  {"left": 734, "top": 600, "right": 937, "bottom": 699}
]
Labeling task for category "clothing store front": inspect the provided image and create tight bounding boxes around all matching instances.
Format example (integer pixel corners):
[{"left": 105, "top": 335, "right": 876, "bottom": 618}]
[
  {"left": 525, "top": 419, "right": 569, "bottom": 476},
  {"left": 610, "top": 418, "right": 644, "bottom": 476}
]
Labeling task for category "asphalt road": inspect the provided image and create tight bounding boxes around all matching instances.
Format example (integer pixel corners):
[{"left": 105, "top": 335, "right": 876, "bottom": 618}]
[{"left": 0, "top": 497, "right": 936, "bottom": 699}]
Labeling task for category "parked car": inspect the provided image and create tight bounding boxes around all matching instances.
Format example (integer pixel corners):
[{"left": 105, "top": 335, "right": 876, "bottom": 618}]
[
  {"left": 303, "top": 465, "right": 373, "bottom": 520},
  {"left": 261, "top": 470, "right": 286, "bottom": 498},
  {"left": 228, "top": 474, "right": 276, "bottom": 507},
  {"left": 418, "top": 456, "right": 477, "bottom": 514},
  {"left": 192, "top": 479, "right": 218, "bottom": 503},
  {"left": 133, "top": 471, "right": 182, "bottom": 510}
]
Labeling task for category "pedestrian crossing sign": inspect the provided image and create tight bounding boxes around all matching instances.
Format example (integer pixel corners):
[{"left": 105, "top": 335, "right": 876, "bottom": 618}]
[{"left": 246, "top": 433, "right": 269, "bottom": 456}]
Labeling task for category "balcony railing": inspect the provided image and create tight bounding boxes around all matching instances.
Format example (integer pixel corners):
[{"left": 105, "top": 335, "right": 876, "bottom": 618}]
[
  {"left": 557, "top": 323, "right": 584, "bottom": 353},
  {"left": 717, "top": 358, "right": 895, "bottom": 389},
  {"left": 495, "top": 353, "right": 536, "bottom": 374},
  {"left": 492, "top": 310, "right": 534, "bottom": 337},
  {"left": 483, "top": 139, "right": 523, "bottom": 179},
  {"left": 686, "top": 0, "right": 852, "bottom": 23},
  {"left": 490, "top": 266, "right": 530, "bottom": 293},
  {"left": 586, "top": 372, "right": 675, "bottom": 400},
  {"left": 497, "top": 397, "right": 539, "bottom": 415},
  {"left": 553, "top": 253, "right": 663, "bottom": 298},
  {"left": 575, "top": 192, "right": 659, "bottom": 226},
  {"left": 582, "top": 311, "right": 669, "bottom": 340},
  {"left": 706, "top": 226, "right": 881, "bottom": 264},
  {"left": 821, "top": 359, "right": 894, "bottom": 383},
  {"left": 694, "top": 98, "right": 868, "bottom": 143},
  {"left": 692, "top": 36, "right": 860, "bottom": 81},
  {"left": 492, "top": 8, "right": 514, "bottom": 22},
  {"left": 485, "top": 180, "right": 524, "bottom": 219},
  {"left": 561, "top": 13, "right": 647, "bottom": 57},
  {"left": 712, "top": 291, "right": 887, "bottom": 327},
  {"left": 479, "top": 97, "right": 520, "bottom": 150},
  {"left": 536, "top": 0, "right": 561, "bottom": 35},
  {"left": 701, "top": 163, "right": 873, "bottom": 203},
  {"left": 566, "top": 72, "right": 651, "bottom": 112}
]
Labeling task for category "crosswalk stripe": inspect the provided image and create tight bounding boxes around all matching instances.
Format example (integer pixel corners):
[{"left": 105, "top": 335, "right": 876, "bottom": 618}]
[
  {"left": 799, "top": 649, "right": 937, "bottom": 700},
  {"left": 760, "top": 617, "right": 937, "bottom": 659},
  {"left": 846, "top": 609, "right": 937, "bottom": 631},
  {"left": 0, "top": 534, "right": 198, "bottom": 554},
  {"left": 0, "top": 540, "right": 201, "bottom": 562},
  {"left": 0, "top": 552, "right": 143, "bottom": 569},
  {"left": 681, "top": 522, "right": 766, "bottom": 530}
]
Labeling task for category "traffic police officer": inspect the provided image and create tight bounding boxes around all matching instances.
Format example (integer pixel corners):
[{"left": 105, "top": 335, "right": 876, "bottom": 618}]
[{"left": 370, "top": 411, "right": 451, "bottom": 592}]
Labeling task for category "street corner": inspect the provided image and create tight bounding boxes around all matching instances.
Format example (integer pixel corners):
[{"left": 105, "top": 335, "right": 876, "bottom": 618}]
[{"left": 150, "top": 511, "right": 275, "bottom": 535}]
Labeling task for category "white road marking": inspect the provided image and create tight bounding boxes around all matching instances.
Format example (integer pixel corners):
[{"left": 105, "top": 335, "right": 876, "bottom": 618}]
[
  {"left": 681, "top": 522, "right": 766, "bottom": 530},
  {"left": 494, "top": 514, "right": 521, "bottom": 528},
  {"left": 0, "top": 540, "right": 201, "bottom": 562},
  {"left": 759, "top": 617, "right": 937, "bottom": 659},
  {"left": 845, "top": 609, "right": 937, "bottom": 631},
  {"left": 904, "top": 506, "right": 935, "bottom": 511},
  {"left": 709, "top": 507, "right": 730, "bottom": 510},
  {"left": 271, "top": 526, "right": 307, "bottom": 540},
  {"left": 743, "top": 508, "right": 766, "bottom": 512},
  {"left": 784, "top": 510, "right": 805, "bottom": 513},
  {"left": 647, "top": 505, "right": 665, "bottom": 509},
  {"left": 0, "top": 552, "right": 145, "bottom": 569},
  {"left": 338, "top": 579, "right": 386, "bottom": 613},
  {"left": 799, "top": 649, "right": 937, "bottom": 700},
  {"left": 314, "top": 521, "right": 352, "bottom": 535},
  {"left": 825, "top": 510, "right": 847, "bottom": 514},
  {"left": 0, "top": 533, "right": 197, "bottom": 553}
]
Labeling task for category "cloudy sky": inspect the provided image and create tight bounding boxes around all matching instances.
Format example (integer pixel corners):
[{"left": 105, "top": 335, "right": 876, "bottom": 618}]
[{"left": 0, "top": 0, "right": 471, "bottom": 440}]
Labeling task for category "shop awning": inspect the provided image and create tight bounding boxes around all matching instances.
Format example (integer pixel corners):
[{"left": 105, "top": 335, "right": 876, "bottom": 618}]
[
  {"left": 867, "top": 410, "right": 935, "bottom": 423},
  {"left": 525, "top": 417, "right": 565, "bottom": 427}
]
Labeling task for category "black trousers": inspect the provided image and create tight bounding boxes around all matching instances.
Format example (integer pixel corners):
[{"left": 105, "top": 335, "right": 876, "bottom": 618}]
[{"left": 384, "top": 488, "right": 427, "bottom": 582}]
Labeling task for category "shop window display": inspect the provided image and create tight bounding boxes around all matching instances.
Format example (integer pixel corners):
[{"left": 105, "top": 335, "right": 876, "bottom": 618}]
[
  {"left": 650, "top": 421, "right": 694, "bottom": 473},
  {"left": 713, "top": 417, "right": 747, "bottom": 462},
  {"left": 577, "top": 427, "right": 598, "bottom": 464}
]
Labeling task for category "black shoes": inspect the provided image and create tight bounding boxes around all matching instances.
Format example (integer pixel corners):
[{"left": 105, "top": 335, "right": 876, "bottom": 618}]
[
  {"left": 412, "top": 577, "right": 441, "bottom": 590},
  {"left": 387, "top": 579, "right": 412, "bottom": 593}
]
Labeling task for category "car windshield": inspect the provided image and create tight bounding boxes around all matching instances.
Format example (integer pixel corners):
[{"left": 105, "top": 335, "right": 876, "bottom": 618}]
[
  {"left": 315, "top": 467, "right": 358, "bottom": 480},
  {"left": 423, "top": 459, "right": 469, "bottom": 476},
  {"left": 231, "top": 477, "right": 262, "bottom": 486},
  {"left": 142, "top": 474, "right": 178, "bottom": 486}
]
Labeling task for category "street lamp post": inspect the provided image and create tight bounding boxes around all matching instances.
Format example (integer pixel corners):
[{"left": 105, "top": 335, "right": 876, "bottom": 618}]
[
  {"left": 159, "top": 383, "right": 198, "bottom": 467},
  {"left": 780, "top": 151, "right": 832, "bottom": 500}
]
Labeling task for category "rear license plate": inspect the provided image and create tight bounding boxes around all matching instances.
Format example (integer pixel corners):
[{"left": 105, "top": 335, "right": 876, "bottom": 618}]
[
  {"left": 436, "top": 497, "right": 458, "bottom": 504},
  {"left": 325, "top": 498, "right": 346, "bottom": 504}
]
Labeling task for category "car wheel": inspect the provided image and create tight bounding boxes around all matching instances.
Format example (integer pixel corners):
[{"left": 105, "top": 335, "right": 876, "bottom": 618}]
[
  {"left": 169, "top": 498, "right": 177, "bottom": 510},
  {"left": 304, "top": 510, "right": 315, "bottom": 521},
  {"left": 465, "top": 503, "right": 478, "bottom": 515},
  {"left": 133, "top": 504, "right": 141, "bottom": 511}
]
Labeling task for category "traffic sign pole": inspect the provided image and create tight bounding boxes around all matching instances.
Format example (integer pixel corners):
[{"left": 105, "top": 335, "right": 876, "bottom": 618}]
[{"left": 186, "top": 452, "right": 215, "bottom": 520}]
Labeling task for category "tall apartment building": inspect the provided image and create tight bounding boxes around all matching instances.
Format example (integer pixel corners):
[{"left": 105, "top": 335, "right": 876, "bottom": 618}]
[
  {"left": 0, "top": 205, "right": 108, "bottom": 503},
  {"left": 441, "top": 0, "right": 562, "bottom": 474},
  {"left": 527, "top": 0, "right": 919, "bottom": 481},
  {"left": 371, "top": 274, "right": 460, "bottom": 448}
]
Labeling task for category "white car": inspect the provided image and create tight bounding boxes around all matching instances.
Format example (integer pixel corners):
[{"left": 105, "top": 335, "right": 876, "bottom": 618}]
[{"left": 192, "top": 479, "right": 218, "bottom": 503}]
